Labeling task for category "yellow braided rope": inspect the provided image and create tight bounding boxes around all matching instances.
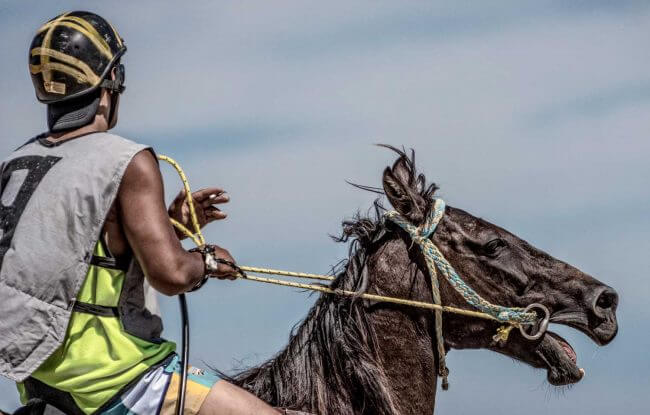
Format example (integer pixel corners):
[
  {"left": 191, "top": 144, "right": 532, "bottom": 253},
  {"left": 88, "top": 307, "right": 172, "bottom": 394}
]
[
  {"left": 157, "top": 155, "right": 518, "bottom": 331},
  {"left": 169, "top": 217, "right": 202, "bottom": 247},
  {"left": 239, "top": 266, "right": 334, "bottom": 281},
  {"left": 242, "top": 273, "right": 504, "bottom": 321},
  {"left": 158, "top": 155, "right": 205, "bottom": 246}
]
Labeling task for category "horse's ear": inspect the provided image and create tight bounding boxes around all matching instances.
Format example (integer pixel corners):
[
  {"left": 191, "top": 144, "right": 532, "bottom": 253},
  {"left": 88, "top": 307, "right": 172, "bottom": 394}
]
[{"left": 382, "top": 157, "right": 426, "bottom": 224}]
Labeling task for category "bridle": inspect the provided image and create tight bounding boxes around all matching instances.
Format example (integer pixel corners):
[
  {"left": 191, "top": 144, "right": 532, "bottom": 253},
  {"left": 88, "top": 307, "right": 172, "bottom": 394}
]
[{"left": 385, "top": 198, "right": 550, "bottom": 389}]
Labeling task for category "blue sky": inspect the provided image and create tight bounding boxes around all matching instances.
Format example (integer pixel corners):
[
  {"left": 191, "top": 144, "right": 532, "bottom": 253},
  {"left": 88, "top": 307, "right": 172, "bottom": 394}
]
[{"left": 1, "top": 1, "right": 648, "bottom": 413}]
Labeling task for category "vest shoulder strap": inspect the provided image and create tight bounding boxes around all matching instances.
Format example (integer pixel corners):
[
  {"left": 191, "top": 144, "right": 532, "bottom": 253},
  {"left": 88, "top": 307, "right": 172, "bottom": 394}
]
[
  {"left": 71, "top": 302, "right": 119, "bottom": 317},
  {"left": 89, "top": 255, "right": 130, "bottom": 271}
]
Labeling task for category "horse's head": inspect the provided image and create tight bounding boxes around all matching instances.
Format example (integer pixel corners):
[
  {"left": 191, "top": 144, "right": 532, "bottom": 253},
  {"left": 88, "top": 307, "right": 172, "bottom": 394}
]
[{"left": 379, "top": 148, "right": 618, "bottom": 386}]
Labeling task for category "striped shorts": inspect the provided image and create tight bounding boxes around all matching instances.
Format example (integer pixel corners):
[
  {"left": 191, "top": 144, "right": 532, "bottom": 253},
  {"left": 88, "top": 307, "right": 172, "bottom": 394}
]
[{"left": 103, "top": 354, "right": 220, "bottom": 414}]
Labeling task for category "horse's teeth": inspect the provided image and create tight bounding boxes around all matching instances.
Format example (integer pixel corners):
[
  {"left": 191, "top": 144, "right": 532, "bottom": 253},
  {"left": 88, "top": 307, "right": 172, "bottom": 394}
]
[{"left": 579, "top": 368, "right": 585, "bottom": 378}]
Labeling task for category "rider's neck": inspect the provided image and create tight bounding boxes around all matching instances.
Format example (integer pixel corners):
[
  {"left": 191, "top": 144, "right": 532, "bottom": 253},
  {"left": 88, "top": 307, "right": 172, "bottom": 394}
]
[
  {"left": 46, "top": 88, "right": 114, "bottom": 144},
  {"left": 46, "top": 117, "right": 109, "bottom": 144}
]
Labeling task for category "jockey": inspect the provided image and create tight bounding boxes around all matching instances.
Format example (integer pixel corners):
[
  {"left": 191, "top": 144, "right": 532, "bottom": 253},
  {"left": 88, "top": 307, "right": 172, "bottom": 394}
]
[{"left": 0, "top": 11, "right": 277, "bottom": 415}]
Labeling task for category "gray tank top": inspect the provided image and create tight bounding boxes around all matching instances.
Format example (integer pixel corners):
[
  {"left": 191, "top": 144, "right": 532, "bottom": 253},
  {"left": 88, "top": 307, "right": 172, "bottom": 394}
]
[{"left": 0, "top": 132, "right": 163, "bottom": 382}]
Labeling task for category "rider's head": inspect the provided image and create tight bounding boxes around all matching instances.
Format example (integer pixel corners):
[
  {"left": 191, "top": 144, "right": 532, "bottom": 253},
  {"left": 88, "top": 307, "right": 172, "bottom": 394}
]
[{"left": 28, "top": 11, "right": 126, "bottom": 133}]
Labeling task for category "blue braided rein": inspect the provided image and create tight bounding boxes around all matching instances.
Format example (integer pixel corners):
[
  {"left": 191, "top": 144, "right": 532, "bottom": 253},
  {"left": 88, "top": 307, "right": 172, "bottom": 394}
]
[
  {"left": 384, "top": 199, "right": 540, "bottom": 389},
  {"left": 385, "top": 199, "right": 536, "bottom": 324}
]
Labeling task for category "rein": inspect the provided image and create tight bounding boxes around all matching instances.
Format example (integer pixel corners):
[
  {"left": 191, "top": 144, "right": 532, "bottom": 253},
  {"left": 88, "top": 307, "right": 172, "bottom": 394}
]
[{"left": 158, "top": 155, "right": 550, "bottom": 393}]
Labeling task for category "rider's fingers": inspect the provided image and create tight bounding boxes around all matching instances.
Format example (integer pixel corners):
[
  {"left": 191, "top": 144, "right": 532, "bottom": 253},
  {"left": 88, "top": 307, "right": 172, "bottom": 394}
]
[
  {"left": 214, "top": 275, "right": 237, "bottom": 281},
  {"left": 205, "top": 207, "right": 227, "bottom": 220},
  {"left": 201, "top": 193, "right": 229, "bottom": 208},
  {"left": 221, "top": 268, "right": 239, "bottom": 280},
  {"left": 212, "top": 265, "right": 238, "bottom": 280},
  {"left": 192, "top": 188, "right": 225, "bottom": 202},
  {"left": 218, "top": 273, "right": 238, "bottom": 281},
  {"left": 169, "top": 189, "right": 187, "bottom": 210}
]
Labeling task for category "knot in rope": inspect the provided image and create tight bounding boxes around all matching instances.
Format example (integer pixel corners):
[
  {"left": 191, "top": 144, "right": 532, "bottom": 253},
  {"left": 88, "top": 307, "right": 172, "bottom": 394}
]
[{"left": 385, "top": 199, "right": 446, "bottom": 244}]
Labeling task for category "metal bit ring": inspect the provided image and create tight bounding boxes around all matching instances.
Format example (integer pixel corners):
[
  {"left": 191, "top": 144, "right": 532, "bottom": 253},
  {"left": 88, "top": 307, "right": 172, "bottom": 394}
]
[{"left": 519, "top": 303, "right": 550, "bottom": 341}]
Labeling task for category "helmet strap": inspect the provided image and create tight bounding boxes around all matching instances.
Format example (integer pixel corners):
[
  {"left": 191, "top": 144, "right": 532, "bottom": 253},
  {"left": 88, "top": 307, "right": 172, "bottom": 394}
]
[
  {"left": 107, "top": 91, "right": 120, "bottom": 129},
  {"left": 100, "top": 63, "right": 126, "bottom": 94}
]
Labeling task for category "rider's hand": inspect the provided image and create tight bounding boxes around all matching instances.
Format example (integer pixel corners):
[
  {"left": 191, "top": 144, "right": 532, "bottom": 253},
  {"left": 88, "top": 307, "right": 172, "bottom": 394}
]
[
  {"left": 208, "top": 245, "right": 239, "bottom": 281},
  {"left": 168, "top": 187, "right": 229, "bottom": 239}
]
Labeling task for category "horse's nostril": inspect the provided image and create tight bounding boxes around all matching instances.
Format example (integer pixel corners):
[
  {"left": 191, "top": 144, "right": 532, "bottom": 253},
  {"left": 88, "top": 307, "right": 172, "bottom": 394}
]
[{"left": 595, "top": 288, "right": 618, "bottom": 310}]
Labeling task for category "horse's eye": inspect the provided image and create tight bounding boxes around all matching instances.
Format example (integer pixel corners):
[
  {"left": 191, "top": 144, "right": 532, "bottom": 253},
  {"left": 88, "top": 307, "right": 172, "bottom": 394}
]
[{"left": 484, "top": 238, "right": 506, "bottom": 256}]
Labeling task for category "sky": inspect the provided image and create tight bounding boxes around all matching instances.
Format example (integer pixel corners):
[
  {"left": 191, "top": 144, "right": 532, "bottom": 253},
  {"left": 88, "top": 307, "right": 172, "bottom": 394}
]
[{"left": 1, "top": 1, "right": 649, "bottom": 413}]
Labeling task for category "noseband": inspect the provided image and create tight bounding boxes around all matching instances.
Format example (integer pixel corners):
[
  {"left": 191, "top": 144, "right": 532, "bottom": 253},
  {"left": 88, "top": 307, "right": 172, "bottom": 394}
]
[{"left": 385, "top": 199, "right": 550, "bottom": 389}]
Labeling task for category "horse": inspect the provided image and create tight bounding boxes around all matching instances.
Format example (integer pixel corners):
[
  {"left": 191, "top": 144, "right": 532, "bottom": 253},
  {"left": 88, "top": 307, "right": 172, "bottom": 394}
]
[{"left": 225, "top": 147, "right": 619, "bottom": 415}]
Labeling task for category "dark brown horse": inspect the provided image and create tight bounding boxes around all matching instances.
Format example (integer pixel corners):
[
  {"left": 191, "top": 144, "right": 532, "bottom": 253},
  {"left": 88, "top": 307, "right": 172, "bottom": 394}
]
[{"left": 225, "top": 147, "right": 619, "bottom": 415}]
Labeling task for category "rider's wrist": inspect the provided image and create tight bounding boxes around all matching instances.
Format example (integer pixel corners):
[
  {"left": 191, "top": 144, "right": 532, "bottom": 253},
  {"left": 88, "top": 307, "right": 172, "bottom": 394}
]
[{"left": 188, "top": 245, "right": 220, "bottom": 291}]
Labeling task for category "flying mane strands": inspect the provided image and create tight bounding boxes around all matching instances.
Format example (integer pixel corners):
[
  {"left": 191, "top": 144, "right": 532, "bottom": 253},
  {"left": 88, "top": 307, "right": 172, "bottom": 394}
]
[{"left": 222, "top": 147, "right": 438, "bottom": 415}]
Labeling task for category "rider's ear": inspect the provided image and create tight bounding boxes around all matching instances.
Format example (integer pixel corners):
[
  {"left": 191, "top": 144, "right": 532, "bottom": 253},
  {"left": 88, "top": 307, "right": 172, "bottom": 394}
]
[{"left": 382, "top": 157, "right": 426, "bottom": 224}]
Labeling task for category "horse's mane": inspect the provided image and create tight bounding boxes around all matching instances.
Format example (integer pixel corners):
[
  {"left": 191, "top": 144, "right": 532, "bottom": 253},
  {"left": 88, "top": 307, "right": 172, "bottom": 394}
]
[{"left": 222, "top": 146, "right": 437, "bottom": 414}]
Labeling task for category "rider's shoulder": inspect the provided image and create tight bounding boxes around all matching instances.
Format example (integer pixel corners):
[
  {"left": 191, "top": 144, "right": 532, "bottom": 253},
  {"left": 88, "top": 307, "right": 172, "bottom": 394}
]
[
  {"left": 124, "top": 148, "right": 160, "bottom": 180},
  {"left": 95, "top": 132, "right": 147, "bottom": 148},
  {"left": 94, "top": 132, "right": 155, "bottom": 162}
]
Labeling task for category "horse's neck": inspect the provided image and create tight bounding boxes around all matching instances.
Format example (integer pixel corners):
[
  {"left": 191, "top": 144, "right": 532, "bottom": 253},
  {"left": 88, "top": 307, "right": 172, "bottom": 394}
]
[
  {"left": 234, "top": 234, "right": 440, "bottom": 414},
  {"left": 367, "top": 303, "right": 439, "bottom": 414},
  {"left": 367, "top": 238, "right": 439, "bottom": 414}
]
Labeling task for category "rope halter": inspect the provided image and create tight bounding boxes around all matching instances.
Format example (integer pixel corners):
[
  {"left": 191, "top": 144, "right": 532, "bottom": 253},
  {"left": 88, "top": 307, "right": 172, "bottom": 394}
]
[{"left": 384, "top": 199, "right": 546, "bottom": 390}]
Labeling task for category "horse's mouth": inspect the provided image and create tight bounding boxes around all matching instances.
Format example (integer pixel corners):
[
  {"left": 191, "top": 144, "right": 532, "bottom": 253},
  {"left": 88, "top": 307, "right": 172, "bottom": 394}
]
[
  {"left": 535, "top": 330, "right": 584, "bottom": 386},
  {"left": 491, "top": 325, "right": 586, "bottom": 386}
]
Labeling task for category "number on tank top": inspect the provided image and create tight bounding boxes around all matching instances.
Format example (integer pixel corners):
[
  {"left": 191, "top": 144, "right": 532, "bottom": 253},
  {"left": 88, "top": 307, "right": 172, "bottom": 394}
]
[{"left": 0, "top": 155, "right": 61, "bottom": 267}]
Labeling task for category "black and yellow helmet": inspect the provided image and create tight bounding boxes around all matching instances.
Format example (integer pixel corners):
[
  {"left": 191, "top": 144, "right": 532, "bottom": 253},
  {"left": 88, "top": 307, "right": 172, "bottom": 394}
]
[{"left": 29, "top": 11, "right": 126, "bottom": 104}]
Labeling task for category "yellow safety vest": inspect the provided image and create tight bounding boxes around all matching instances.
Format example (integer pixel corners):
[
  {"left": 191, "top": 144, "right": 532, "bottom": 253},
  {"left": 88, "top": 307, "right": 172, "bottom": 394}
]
[{"left": 17, "top": 240, "right": 175, "bottom": 414}]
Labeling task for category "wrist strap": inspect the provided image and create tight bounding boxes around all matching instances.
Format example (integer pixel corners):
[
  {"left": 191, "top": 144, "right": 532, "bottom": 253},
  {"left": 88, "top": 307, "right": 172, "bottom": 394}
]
[
  {"left": 188, "top": 246, "right": 247, "bottom": 292},
  {"left": 188, "top": 246, "right": 214, "bottom": 291}
]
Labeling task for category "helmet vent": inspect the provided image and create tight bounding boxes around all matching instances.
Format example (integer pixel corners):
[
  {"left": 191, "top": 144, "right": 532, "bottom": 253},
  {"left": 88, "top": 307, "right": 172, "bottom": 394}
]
[{"left": 44, "top": 81, "right": 66, "bottom": 95}]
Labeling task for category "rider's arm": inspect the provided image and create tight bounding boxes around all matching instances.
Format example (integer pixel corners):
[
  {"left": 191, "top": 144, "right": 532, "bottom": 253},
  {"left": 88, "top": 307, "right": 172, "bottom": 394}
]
[{"left": 118, "top": 149, "right": 205, "bottom": 295}]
